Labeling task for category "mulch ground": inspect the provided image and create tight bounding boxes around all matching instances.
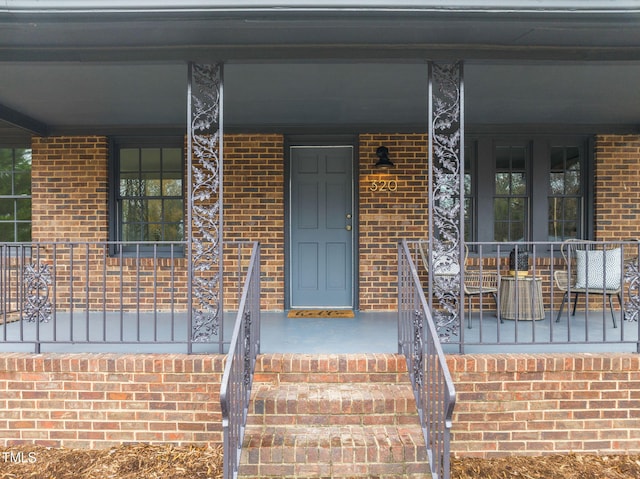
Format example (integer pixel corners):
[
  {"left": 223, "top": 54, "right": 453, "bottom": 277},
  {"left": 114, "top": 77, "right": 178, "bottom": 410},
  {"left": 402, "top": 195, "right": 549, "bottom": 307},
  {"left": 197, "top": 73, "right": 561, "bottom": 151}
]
[{"left": 1, "top": 444, "right": 639, "bottom": 478}]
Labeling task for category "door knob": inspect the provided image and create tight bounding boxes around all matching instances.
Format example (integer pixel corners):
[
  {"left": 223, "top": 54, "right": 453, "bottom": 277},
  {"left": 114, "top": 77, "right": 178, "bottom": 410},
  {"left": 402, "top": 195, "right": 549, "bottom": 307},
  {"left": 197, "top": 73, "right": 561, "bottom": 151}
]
[
  {"left": 345, "top": 225, "right": 352, "bottom": 231},
  {"left": 346, "top": 213, "right": 352, "bottom": 219}
]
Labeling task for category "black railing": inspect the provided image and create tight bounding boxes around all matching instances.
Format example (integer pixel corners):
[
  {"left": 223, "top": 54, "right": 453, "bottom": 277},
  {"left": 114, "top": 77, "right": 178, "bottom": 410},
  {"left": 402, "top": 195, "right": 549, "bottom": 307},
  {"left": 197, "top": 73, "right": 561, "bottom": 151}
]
[
  {"left": 410, "top": 240, "right": 640, "bottom": 353},
  {"left": 399, "top": 240, "right": 456, "bottom": 479},
  {"left": 220, "top": 242, "right": 261, "bottom": 479},
  {"left": 0, "top": 241, "right": 256, "bottom": 354}
]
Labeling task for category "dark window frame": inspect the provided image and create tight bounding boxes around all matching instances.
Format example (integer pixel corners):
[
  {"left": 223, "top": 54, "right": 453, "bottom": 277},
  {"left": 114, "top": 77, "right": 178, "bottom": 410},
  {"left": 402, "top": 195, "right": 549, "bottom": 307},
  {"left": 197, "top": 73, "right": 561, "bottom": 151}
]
[
  {"left": 466, "top": 134, "right": 591, "bottom": 246},
  {"left": 0, "top": 146, "right": 32, "bottom": 243},
  {"left": 109, "top": 137, "right": 185, "bottom": 257}
]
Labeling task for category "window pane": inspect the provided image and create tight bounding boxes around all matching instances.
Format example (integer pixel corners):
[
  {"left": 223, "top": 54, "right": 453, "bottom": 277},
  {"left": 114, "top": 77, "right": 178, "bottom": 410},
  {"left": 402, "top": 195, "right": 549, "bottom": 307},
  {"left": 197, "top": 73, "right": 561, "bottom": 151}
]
[
  {"left": 16, "top": 198, "right": 31, "bottom": 220},
  {"left": 0, "top": 224, "right": 13, "bottom": 242},
  {"left": 15, "top": 149, "right": 31, "bottom": 170},
  {"left": 162, "top": 178, "right": 182, "bottom": 196},
  {"left": 121, "top": 199, "right": 144, "bottom": 223},
  {"left": 0, "top": 149, "right": 13, "bottom": 170},
  {"left": 0, "top": 199, "right": 13, "bottom": 220},
  {"left": 14, "top": 171, "right": 31, "bottom": 195},
  {"left": 120, "top": 149, "right": 139, "bottom": 172},
  {"left": 495, "top": 147, "right": 510, "bottom": 170},
  {"left": 550, "top": 172, "right": 564, "bottom": 195},
  {"left": 17, "top": 222, "right": 31, "bottom": 242},
  {"left": 164, "top": 199, "right": 184, "bottom": 223},
  {"left": 144, "top": 178, "right": 162, "bottom": 196},
  {"left": 494, "top": 222, "right": 509, "bottom": 242},
  {"left": 122, "top": 222, "right": 142, "bottom": 242},
  {"left": 511, "top": 147, "right": 526, "bottom": 171},
  {"left": 163, "top": 148, "right": 183, "bottom": 171},
  {"left": 0, "top": 171, "right": 11, "bottom": 195},
  {"left": 565, "top": 169, "right": 580, "bottom": 194},
  {"left": 164, "top": 223, "right": 183, "bottom": 241},
  {"left": 495, "top": 173, "right": 510, "bottom": 195},
  {"left": 141, "top": 148, "right": 161, "bottom": 171},
  {"left": 147, "top": 199, "right": 162, "bottom": 223},
  {"left": 120, "top": 176, "right": 142, "bottom": 197},
  {"left": 494, "top": 198, "right": 508, "bottom": 221},
  {"left": 511, "top": 173, "right": 526, "bottom": 195},
  {"left": 147, "top": 223, "right": 162, "bottom": 241},
  {"left": 550, "top": 147, "right": 564, "bottom": 172},
  {"left": 510, "top": 222, "right": 524, "bottom": 242}
]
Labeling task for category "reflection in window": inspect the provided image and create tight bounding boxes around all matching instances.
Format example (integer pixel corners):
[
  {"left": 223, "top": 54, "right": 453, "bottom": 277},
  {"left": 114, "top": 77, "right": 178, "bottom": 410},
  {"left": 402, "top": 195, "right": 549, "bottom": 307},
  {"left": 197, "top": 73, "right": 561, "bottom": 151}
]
[
  {"left": 117, "top": 147, "right": 184, "bottom": 243},
  {"left": 494, "top": 145, "right": 528, "bottom": 242},
  {"left": 548, "top": 146, "right": 581, "bottom": 241},
  {"left": 0, "top": 148, "right": 31, "bottom": 242}
]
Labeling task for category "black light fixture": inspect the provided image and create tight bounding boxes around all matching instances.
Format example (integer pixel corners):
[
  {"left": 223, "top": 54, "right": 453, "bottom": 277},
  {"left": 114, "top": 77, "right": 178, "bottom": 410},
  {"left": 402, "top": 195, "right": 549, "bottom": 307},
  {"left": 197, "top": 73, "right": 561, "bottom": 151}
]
[{"left": 375, "top": 146, "right": 394, "bottom": 169}]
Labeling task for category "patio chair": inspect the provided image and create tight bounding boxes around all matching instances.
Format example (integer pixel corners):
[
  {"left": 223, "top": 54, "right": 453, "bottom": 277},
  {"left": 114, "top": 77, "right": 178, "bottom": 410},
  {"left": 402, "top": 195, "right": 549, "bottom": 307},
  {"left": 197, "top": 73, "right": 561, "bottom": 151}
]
[
  {"left": 417, "top": 242, "right": 499, "bottom": 329},
  {"left": 554, "top": 239, "right": 623, "bottom": 328}
]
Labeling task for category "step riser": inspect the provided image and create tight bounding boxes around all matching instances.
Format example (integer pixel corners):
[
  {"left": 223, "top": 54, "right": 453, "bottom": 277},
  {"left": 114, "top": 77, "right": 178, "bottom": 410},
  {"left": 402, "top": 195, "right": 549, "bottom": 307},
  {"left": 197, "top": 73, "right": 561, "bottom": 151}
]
[{"left": 254, "top": 353, "right": 409, "bottom": 385}]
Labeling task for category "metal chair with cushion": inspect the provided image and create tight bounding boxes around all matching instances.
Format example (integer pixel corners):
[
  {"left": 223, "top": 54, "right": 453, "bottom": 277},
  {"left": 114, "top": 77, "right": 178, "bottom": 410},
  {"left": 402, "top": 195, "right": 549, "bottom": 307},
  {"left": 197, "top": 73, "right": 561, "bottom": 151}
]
[{"left": 554, "top": 239, "right": 623, "bottom": 328}]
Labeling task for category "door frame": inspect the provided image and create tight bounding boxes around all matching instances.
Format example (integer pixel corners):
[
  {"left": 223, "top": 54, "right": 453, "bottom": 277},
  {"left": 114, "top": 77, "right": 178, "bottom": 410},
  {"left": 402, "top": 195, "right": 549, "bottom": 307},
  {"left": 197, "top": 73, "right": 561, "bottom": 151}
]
[{"left": 284, "top": 135, "right": 359, "bottom": 310}]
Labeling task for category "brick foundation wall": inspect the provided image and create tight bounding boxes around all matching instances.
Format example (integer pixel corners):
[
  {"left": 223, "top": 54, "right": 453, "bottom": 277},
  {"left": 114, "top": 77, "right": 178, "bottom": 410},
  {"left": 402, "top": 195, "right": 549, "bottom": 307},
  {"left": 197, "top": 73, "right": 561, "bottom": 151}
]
[
  {"left": 2, "top": 352, "right": 639, "bottom": 458},
  {"left": 0, "top": 353, "right": 225, "bottom": 449},
  {"left": 447, "top": 353, "right": 640, "bottom": 457}
]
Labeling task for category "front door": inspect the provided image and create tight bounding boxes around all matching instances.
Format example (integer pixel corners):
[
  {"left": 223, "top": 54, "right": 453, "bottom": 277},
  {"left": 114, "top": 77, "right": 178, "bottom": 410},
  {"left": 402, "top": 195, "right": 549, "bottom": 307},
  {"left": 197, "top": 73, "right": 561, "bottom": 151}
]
[{"left": 289, "top": 145, "right": 354, "bottom": 308}]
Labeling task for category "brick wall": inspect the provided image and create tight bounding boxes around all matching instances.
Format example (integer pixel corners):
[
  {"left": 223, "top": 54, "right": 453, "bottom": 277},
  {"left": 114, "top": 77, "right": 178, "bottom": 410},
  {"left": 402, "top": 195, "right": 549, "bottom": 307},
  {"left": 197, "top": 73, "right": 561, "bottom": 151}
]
[
  {"left": 359, "top": 134, "right": 429, "bottom": 310},
  {"left": 447, "top": 353, "right": 640, "bottom": 457},
  {"left": 0, "top": 353, "right": 225, "bottom": 448},
  {"left": 31, "top": 136, "right": 109, "bottom": 243},
  {"left": 224, "top": 134, "right": 285, "bottom": 311},
  {"left": 594, "top": 135, "right": 640, "bottom": 242}
]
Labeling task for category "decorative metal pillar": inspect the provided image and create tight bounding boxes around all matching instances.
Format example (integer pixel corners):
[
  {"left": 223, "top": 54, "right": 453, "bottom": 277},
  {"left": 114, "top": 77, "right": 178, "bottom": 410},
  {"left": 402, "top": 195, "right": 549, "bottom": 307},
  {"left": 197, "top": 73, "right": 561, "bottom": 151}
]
[
  {"left": 428, "top": 61, "right": 464, "bottom": 341},
  {"left": 187, "top": 63, "right": 224, "bottom": 347}
]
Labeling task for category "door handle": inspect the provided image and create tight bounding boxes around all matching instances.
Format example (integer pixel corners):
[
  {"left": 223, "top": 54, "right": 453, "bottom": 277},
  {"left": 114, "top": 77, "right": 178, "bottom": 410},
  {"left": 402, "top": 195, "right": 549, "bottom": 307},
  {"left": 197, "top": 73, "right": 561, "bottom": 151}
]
[{"left": 345, "top": 225, "right": 352, "bottom": 231}]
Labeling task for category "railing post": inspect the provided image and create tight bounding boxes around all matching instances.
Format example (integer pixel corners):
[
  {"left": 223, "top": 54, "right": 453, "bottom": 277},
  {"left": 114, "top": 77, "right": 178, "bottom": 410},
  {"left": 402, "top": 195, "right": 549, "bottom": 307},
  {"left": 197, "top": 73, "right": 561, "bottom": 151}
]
[{"left": 187, "top": 62, "right": 225, "bottom": 353}]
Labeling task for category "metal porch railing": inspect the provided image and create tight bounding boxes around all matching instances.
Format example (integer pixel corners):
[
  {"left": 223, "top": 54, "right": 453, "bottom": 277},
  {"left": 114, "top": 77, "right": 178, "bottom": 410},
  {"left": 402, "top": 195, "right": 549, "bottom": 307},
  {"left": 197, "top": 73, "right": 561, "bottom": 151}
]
[
  {"left": 398, "top": 239, "right": 456, "bottom": 479},
  {"left": 219, "top": 242, "right": 261, "bottom": 479},
  {"left": 0, "top": 241, "right": 256, "bottom": 353},
  {"left": 409, "top": 240, "right": 640, "bottom": 354}
]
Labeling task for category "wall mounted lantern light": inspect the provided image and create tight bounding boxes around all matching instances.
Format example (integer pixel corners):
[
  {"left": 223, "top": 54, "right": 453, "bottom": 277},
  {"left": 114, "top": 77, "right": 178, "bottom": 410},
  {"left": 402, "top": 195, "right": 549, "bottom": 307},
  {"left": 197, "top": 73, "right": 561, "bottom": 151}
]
[{"left": 375, "top": 146, "right": 394, "bottom": 169}]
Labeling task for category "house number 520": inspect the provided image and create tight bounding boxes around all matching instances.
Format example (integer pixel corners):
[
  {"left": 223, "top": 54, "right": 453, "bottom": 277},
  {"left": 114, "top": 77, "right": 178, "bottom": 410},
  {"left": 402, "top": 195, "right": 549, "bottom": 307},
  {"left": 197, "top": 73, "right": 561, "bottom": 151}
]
[{"left": 369, "top": 180, "right": 398, "bottom": 192}]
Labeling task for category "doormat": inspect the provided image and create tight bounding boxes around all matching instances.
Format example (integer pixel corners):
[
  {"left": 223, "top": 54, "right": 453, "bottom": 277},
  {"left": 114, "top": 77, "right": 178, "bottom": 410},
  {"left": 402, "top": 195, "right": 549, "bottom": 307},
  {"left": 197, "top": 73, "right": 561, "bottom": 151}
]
[{"left": 287, "top": 309, "right": 355, "bottom": 319}]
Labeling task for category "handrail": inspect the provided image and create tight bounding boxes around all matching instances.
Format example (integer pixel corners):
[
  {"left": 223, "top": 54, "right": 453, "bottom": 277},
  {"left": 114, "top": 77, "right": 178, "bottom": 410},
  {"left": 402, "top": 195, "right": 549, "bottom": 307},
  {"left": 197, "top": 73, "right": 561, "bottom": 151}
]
[
  {"left": 219, "top": 242, "right": 261, "bottom": 479},
  {"left": 398, "top": 239, "right": 456, "bottom": 479}
]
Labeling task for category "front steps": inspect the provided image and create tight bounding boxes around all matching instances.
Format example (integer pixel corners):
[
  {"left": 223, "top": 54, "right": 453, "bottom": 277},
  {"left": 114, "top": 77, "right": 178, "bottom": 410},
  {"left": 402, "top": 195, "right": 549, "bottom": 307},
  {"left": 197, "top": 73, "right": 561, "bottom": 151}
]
[{"left": 238, "top": 354, "right": 430, "bottom": 478}]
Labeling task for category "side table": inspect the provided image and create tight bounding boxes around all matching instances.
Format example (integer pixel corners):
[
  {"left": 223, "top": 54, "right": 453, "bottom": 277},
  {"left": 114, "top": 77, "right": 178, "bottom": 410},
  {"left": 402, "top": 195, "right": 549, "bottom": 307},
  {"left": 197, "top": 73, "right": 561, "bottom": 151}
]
[{"left": 499, "top": 275, "right": 545, "bottom": 321}]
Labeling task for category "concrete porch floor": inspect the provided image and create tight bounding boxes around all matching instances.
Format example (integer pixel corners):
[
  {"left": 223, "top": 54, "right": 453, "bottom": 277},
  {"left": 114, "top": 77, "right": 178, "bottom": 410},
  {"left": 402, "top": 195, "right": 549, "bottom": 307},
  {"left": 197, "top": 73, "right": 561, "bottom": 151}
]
[{"left": 0, "top": 309, "right": 637, "bottom": 354}]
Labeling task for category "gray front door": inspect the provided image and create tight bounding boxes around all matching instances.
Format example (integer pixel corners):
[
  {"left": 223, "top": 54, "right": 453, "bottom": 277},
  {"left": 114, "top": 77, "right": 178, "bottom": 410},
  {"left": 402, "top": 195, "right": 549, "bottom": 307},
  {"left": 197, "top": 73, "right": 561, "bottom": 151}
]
[{"left": 290, "top": 146, "right": 354, "bottom": 308}]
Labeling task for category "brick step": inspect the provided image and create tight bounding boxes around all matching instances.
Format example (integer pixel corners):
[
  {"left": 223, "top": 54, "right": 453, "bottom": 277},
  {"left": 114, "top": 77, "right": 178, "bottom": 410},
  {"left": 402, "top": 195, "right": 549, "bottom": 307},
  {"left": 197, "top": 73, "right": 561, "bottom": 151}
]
[
  {"left": 254, "top": 353, "right": 409, "bottom": 385},
  {"left": 239, "top": 424, "right": 429, "bottom": 478},
  {"left": 238, "top": 354, "right": 431, "bottom": 479},
  {"left": 248, "top": 382, "right": 418, "bottom": 427}
]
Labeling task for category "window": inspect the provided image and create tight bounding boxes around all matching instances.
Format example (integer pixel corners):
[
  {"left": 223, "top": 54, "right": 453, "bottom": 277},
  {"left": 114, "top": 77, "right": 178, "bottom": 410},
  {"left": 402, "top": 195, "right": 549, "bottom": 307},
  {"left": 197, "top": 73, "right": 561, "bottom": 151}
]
[
  {"left": 493, "top": 144, "right": 528, "bottom": 242},
  {"left": 111, "top": 141, "right": 184, "bottom": 254},
  {"left": 548, "top": 146, "right": 582, "bottom": 241},
  {"left": 0, "top": 147, "right": 31, "bottom": 242},
  {"left": 467, "top": 135, "right": 588, "bottom": 243}
]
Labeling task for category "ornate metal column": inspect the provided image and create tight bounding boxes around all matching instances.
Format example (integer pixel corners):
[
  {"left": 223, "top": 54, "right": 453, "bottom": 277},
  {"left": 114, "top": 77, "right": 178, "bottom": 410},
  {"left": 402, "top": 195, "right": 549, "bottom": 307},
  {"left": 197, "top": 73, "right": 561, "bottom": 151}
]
[
  {"left": 428, "top": 61, "right": 464, "bottom": 342},
  {"left": 187, "top": 63, "right": 224, "bottom": 347}
]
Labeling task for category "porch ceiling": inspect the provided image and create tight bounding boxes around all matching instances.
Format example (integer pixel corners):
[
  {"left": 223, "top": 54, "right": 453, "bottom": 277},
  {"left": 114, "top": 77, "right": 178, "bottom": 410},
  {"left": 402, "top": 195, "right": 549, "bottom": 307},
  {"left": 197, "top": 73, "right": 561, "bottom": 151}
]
[{"left": 1, "top": 3, "right": 640, "bottom": 136}]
